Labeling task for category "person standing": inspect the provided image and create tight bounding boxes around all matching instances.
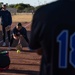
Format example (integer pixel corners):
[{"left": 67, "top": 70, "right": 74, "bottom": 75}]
[
  {"left": 29, "top": 0, "right": 75, "bottom": 75},
  {"left": 0, "top": 4, "right": 12, "bottom": 47}
]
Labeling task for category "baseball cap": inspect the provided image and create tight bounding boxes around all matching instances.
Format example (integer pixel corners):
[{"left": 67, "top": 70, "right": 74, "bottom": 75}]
[{"left": 2, "top": 4, "right": 6, "bottom": 7}]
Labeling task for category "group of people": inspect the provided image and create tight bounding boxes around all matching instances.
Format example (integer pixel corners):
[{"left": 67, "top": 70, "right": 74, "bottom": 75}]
[
  {"left": 0, "top": 4, "right": 29, "bottom": 50},
  {"left": 1, "top": 0, "right": 75, "bottom": 75}
]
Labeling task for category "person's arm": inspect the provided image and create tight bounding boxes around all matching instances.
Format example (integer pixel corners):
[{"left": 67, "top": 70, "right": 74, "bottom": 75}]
[
  {"left": 12, "top": 27, "right": 19, "bottom": 39},
  {"left": 22, "top": 27, "right": 29, "bottom": 44},
  {"left": 29, "top": 10, "right": 42, "bottom": 54},
  {"left": 0, "top": 8, "right": 2, "bottom": 16},
  {"left": 4, "top": 11, "right": 12, "bottom": 30},
  {"left": 8, "top": 11, "right": 12, "bottom": 25}
]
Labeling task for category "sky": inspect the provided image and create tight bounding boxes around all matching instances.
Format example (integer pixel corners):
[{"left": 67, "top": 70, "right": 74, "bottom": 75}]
[{"left": 0, "top": 0, "right": 56, "bottom": 6}]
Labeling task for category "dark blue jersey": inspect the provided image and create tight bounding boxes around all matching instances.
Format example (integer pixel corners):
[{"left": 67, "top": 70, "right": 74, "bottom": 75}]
[
  {"left": 29, "top": 0, "right": 75, "bottom": 75},
  {"left": 12, "top": 27, "right": 27, "bottom": 36},
  {"left": 0, "top": 10, "right": 12, "bottom": 26}
]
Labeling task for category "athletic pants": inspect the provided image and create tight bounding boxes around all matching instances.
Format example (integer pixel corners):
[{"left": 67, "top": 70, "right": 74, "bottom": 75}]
[
  {"left": 2, "top": 26, "right": 10, "bottom": 42},
  {"left": 10, "top": 34, "right": 29, "bottom": 46}
]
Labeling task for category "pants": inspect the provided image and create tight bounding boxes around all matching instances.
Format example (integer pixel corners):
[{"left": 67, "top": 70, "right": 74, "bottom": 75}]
[
  {"left": 2, "top": 26, "right": 10, "bottom": 42},
  {"left": 10, "top": 34, "right": 29, "bottom": 46}
]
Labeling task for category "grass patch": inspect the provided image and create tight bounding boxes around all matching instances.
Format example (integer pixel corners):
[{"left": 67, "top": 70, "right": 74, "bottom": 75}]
[{"left": 12, "top": 13, "right": 33, "bottom": 22}]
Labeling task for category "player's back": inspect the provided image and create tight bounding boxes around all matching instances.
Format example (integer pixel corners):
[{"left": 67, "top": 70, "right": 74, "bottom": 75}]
[{"left": 38, "top": 1, "right": 75, "bottom": 75}]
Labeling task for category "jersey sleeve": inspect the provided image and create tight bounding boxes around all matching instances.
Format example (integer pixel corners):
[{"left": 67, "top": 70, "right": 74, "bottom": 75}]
[
  {"left": 12, "top": 27, "right": 16, "bottom": 34},
  {"left": 22, "top": 27, "right": 27, "bottom": 35},
  {"left": 8, "top": 11, "right": 12, "bottom": 25},
  {"left": 0, "top": 9, "right": 2, "bottom": 16}
]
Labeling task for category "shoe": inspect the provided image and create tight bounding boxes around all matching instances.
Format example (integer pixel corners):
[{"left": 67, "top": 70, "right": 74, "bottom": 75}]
[
  {"left": 8, "top": 46, "right": 11, "bottom": 50},
  {"left": 2, "top": 42, "right": 6, "bottom": 46}
]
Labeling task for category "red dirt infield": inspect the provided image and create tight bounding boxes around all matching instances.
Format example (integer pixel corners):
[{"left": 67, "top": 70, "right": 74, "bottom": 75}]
[{"left": 0, "top": 22, "right": 41, "bottom": 75}]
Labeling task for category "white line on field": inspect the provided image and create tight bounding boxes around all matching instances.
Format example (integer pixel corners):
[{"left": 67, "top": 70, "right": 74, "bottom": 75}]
[{"left": 0, "top": 23, "right": 31, "bottom": 44}]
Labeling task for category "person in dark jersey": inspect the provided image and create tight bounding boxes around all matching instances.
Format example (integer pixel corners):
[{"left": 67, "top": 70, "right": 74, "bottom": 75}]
[
  {"left": 10, "top": 22, "right": 29, "bottom": 48},
  {"left": 0, "top": 4, "right": 12, "bottom": 47},
  {"left": 29, "top": 0, "right": 75, "bottom": 75}
]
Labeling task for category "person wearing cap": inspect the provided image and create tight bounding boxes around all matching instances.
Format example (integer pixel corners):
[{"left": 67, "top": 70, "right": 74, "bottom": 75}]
[
  {"left": 0, "top": 4, "right": 12, "bottom": 47},
  {"left": 10, "top": 22, "right": 29, "bottom": 48},
  {"left": 29, "top": 0, "right": 75, "bottom": 75}
]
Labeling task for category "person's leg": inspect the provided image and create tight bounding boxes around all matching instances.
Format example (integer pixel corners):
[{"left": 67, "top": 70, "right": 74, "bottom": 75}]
[
  {"left": 10, "top": 35, "right": 14, "bottom": 47},
  {"left": 7, "top": 30, "right": 10, "bottom": 47},
  {"left": 7, "top": 35, "right": 14, "bottom": 50},
  {"left": 2, "top": 26, "right": 6, "bottom": 46},
  {"left": 2, "top": 26, "right": 6, "bottom": 42},
  {"left": 7, "top": 30, "right": 11, "bottom": 43},
  {"left": 23, "top": 35, "right": 29, "bottom": 44}
]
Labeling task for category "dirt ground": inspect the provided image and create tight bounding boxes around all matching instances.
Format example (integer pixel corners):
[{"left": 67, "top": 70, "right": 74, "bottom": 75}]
[{"left": 0, "top": 22, "right": 41, "bottom": 75}]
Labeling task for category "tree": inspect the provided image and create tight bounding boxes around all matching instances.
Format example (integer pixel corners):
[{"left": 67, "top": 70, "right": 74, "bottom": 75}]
[
  {"left": 9, "top": 4, "right": 15, "bottom": 8},
  {"left": 8, "top": 3, "right": 43, "bottom": 13}
]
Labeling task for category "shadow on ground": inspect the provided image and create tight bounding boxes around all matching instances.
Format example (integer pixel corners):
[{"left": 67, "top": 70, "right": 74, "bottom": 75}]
[{"left": 4, "top": 69, "right": 39, "bottom": 75}]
